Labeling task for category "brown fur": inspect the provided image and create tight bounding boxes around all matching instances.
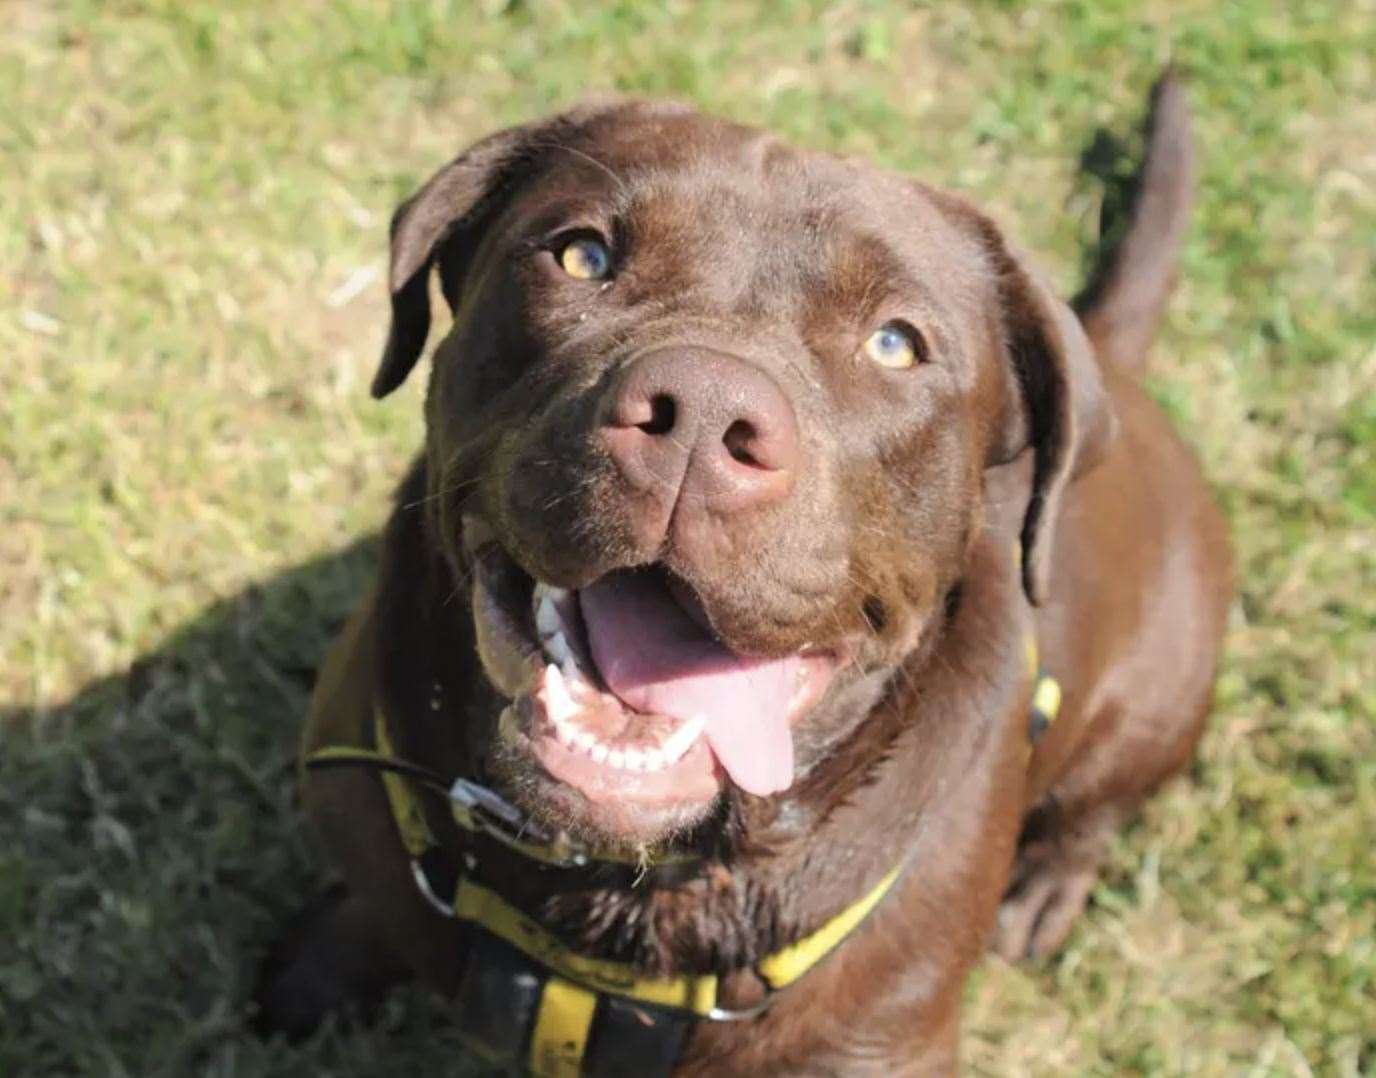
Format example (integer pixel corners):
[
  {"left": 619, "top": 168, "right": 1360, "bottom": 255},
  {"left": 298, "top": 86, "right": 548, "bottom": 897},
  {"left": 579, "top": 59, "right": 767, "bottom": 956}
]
[{"left": 257, "top": 72, "right": 1231, "bottom": 1074}]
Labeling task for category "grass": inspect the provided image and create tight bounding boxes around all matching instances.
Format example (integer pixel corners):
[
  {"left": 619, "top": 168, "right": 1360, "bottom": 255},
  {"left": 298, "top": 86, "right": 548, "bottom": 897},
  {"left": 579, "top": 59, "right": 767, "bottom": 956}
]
[{"left": 1, "top": 1, "right": 1372, "bottom": 1074}]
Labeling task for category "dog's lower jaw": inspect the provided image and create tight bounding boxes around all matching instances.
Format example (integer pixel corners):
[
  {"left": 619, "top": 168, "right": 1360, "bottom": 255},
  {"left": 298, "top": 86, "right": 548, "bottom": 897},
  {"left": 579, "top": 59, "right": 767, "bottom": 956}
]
[{"left": 486, "top": 704, "right": 725, "bottom": 852}]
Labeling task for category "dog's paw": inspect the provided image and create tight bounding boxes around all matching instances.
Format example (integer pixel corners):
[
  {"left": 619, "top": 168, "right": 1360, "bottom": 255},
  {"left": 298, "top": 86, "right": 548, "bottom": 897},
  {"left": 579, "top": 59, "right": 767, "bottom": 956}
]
[
  {"left": 993, "top": 854, "right": 1098, "bottom": 962},
  {"left": 252, "top": 884, "right": 381, "bottom": 1040}
]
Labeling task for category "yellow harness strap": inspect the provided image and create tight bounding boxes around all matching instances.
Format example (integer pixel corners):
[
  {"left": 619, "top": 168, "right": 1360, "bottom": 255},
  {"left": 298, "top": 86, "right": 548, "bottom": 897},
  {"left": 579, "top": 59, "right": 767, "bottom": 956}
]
[
  {"left": 454, "top": 878, "right": 723, "bottom": 1014},
  {"left": 303, "top": 744, "right": 434, "bottom": 860},
  {"left": 375, "top": 715, "right": 435, "bottom": 857},
  {"left": 452, "top": 871, "right": 900, "bottom": 1078},
  {"left": 1025, "top": 635, "right": 1062, "bottom": 744},
  {"left": 757, "top": 864, "right": 904, "bottom": 989},
  {"left": 529, "top": 976, "right": 598, "bottom": 1078}
]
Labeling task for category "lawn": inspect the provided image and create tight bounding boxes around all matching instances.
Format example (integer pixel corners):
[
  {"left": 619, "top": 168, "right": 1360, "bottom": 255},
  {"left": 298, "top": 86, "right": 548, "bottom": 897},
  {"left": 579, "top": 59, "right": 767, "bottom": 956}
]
[{"left": 1, "top": 1, "right": 1372, "bottom": 1074}]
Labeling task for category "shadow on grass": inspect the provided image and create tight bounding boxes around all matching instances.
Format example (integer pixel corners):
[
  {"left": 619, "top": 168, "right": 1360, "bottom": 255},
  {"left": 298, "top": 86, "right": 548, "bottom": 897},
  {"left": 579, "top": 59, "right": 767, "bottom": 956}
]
[
  {"left": 0, "top": 538, "right": 484, "bottom": 1077},
  {"left": 1072, "top": 123, "right": 1146, "bottom": 311}
]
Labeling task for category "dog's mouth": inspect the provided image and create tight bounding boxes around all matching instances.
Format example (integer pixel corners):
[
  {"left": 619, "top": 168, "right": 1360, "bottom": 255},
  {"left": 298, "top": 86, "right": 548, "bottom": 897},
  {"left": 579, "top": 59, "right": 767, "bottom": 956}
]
[{"left": 467, "top": 523, "right": 841, "bottom": 830}]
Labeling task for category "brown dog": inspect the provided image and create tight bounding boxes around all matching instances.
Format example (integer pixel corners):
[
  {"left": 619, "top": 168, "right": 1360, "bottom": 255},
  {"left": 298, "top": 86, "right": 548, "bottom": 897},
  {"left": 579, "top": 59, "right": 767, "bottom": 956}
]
[{"left": 257, "top": 72, "right": 1231, "bottom": 1075}]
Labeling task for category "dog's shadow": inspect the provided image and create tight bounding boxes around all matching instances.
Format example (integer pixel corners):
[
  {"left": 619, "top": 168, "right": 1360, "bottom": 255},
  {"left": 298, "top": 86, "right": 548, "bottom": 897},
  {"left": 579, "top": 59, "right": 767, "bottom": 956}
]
[
  {"left": 1073, "top": 123, "right": 1149, "bottom": 311},
  {"left": 0, "top": 538, "right": 488, "bottom": 1076}
]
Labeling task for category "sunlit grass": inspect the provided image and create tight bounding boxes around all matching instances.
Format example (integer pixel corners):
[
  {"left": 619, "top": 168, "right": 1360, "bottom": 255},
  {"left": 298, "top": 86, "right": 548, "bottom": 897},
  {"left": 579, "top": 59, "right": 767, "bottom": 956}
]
[{"left": 2, "top": 2, "right": 1372, "bottom": 1074}]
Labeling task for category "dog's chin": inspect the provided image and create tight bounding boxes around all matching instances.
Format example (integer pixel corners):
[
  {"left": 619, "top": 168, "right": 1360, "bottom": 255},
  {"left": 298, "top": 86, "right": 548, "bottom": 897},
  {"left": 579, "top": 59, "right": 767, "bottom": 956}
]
[{"left": 464, "top": 521, "right": 842, "bottom": 851}]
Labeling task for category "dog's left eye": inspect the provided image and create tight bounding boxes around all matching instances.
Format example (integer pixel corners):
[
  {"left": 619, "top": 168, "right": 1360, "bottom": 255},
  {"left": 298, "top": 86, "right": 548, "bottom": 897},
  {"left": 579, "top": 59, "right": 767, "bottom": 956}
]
[
  {"left": 863, "top": 321, "right": 925, "bottom": 369},
  {"left": 558, "top": 235, "right": 613, "bottom": 280}
]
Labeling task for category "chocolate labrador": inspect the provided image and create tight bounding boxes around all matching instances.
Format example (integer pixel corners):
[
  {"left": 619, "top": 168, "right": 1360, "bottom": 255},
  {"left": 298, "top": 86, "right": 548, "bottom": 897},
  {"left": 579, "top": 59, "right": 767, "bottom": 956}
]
[{"left": 257, "top": 71, "right": 1231, "bottom": 1075}]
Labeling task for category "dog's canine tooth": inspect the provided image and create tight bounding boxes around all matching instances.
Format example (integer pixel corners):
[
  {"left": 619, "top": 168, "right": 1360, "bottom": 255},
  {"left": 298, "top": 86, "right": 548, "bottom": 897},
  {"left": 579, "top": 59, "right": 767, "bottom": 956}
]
[
  {"left": 660, "top": 716, "right": 705, "bottom": 762},
  {"left": 560, "top": 656, "right": 582, "bottom": 683},
  {"left": 546, "top": 630, "right": 572, "bottom": 665},
  {"left": 544, "top": 664, "right": 580, "bottom": 724},
  {"left": 590, "top": 742, "right": 609, "bottom": 764},
  {"left": 536, "top": 593, "right": 561, "bottom": 639}
]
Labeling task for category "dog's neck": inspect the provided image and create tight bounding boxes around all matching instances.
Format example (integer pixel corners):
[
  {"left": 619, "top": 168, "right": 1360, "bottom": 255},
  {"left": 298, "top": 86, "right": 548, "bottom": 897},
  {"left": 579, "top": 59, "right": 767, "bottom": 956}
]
[{"left": 371, "top": 457, "right": 1033, "bottom": 976}]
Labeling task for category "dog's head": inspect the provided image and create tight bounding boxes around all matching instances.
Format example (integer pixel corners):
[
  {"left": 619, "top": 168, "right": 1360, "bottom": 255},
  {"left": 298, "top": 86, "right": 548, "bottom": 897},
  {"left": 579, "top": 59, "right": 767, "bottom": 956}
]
[{"left": 374, "top": 102, "right": 1113, "bottom": 849}]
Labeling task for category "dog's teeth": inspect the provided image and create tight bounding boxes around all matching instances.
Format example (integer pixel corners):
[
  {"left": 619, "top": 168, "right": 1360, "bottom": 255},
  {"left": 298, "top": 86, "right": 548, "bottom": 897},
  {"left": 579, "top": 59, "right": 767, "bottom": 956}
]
[
  {"left": 660, "top": 716, "right": 705, "bottom": 762},
  {"left": 590, "top": 742, "right": 609, "bottom": 764},
  {"left": 555, "top": 721, "right": 577, "bottom": 747},
  {"left": 621, "top": 748, "right": 645, "bottom": 771},
  {"left": 546, "top": 630, "right": 572, "bottom": 664},
  {"left": 573, "top": 729, "right": 596, "bottom": 754},
  {"left": 641, "top": 747, "right": 666, "bottom": 772},
  {"left": 607, "top": 748, "right": 626, "bottom": 769},
  {"left": 536, "top": 594, "right": 561, "bottom": 639},
  {"left": 544, "top": 664, "right": 579, "bottom": 724}
]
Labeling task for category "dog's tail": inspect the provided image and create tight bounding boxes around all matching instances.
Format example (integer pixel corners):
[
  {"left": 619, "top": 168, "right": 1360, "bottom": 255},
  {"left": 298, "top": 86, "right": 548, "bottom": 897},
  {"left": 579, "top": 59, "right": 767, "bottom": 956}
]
[{"left": 1073, "top": 68, "right": 1195, "bottom": 375}]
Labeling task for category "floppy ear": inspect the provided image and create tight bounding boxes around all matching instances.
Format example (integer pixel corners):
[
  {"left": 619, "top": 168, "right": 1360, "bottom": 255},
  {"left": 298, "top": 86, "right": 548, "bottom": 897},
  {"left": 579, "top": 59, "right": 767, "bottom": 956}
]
[
  {"left": 977, "top": 220, "right": 1118, "bottom": 605},
  {"left": 372, "top": 99, "right": 695, "bottom": 397},
  {"left": 370, "top": 123, "right": 543, "bottom": 399}
]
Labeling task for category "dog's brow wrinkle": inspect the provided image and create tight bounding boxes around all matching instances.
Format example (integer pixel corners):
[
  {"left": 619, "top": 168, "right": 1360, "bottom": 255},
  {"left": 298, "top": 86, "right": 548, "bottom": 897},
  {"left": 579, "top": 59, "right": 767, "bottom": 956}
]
[{"left": 526, "top": 137, "right": 629, "bottom": 197}]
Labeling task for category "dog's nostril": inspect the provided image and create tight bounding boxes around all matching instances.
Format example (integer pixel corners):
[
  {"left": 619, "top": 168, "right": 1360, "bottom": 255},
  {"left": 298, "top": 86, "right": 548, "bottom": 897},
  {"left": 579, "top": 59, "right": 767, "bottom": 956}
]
[
  {"left": 604, "top": 348, "right": 798, "bottom": 512},
  {"left": 638, "top": 394, "right": 676, "bottom": 436},
  {"left": 723, "top": 419, "right": 762, "bottom": 467}
]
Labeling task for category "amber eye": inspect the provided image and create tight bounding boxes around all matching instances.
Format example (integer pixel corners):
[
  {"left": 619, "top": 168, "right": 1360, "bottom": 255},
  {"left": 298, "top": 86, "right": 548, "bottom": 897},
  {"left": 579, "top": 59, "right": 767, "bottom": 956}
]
[
  {"left": 558, "top": 235, "right": 613, "bottom": 280},
  {"left": 863, "top": 321, "right": 924, "bottom": 369}
]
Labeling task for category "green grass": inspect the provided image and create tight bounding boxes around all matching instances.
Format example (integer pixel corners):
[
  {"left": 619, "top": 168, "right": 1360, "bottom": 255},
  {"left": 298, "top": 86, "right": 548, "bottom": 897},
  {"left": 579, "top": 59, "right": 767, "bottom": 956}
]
[{"left": 2, "top": 1, "right": 1372, "bottom": 1074}]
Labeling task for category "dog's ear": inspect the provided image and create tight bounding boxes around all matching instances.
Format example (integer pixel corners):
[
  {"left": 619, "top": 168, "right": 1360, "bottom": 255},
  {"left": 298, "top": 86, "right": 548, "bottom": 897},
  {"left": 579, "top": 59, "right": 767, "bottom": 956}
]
[
  {"left": 975, "top": 217, "right": 1118, "bottom": 606},
  {"left": 370, "top": 123, "right": 541, "bottom": 398}
]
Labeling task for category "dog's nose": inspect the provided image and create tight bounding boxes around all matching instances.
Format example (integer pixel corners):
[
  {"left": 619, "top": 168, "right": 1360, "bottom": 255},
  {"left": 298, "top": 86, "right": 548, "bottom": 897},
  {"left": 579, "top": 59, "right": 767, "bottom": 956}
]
[{"left": 601, "top": 347, "right": 798, "bottom": 516}]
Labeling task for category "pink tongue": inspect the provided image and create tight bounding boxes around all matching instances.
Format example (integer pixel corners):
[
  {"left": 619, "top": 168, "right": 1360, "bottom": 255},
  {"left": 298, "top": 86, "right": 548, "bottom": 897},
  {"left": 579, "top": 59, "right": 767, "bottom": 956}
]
[{"left": 579, "top": 571, "right": 797, "bottom": 796}]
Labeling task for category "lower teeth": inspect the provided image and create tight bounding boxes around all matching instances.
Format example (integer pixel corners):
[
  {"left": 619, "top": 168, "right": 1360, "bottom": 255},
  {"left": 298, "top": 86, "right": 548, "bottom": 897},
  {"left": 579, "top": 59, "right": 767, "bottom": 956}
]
[
  {"left": 532, "top": 587, "right": 705, "bottom": 774},
  {"left": 540, "top": 664, "right": 703, "bottom": 774}
]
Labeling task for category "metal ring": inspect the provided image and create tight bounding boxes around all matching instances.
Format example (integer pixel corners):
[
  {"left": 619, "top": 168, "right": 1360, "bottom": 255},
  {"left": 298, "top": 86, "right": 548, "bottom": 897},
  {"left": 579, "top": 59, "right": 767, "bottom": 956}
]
[
  {"left": 410, "top": 860, "right": 457, "bottom": 917},
  {"left": 705, "top": 993, "right": 777, "bottom": 1022}
]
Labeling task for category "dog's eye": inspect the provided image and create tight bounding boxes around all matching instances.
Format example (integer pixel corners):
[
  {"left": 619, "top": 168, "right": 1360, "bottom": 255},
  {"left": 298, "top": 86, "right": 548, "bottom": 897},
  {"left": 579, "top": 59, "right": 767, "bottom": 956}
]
[
  {"left": 558, "top": 235, "right": 613, "bottom": 281},
  {"left": 862, "top": 321, "right": 925, "bottom": 369}
]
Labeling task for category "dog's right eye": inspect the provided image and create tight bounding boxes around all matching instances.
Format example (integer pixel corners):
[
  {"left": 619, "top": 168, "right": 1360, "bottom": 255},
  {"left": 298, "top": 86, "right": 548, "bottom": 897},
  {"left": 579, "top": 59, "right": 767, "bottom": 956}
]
[
  {"left": 557, "top": 235, "right": 613, "bottom": 281},
  {"left": 863, "top": 321, "right": 925, "bottom": 370}
]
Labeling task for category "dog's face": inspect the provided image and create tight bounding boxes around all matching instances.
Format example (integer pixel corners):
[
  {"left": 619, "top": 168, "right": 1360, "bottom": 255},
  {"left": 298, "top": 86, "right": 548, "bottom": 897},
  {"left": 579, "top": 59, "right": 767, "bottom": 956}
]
[{"left": 374, "top": 102, "right": 1112, "bottom": 849}]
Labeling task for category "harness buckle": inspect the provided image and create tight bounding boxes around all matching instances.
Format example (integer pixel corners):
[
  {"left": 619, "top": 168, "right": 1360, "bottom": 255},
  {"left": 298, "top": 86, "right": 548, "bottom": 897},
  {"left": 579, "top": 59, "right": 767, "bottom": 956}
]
[
  {"left": 448, "top": 777, "right": 525, "bottom": 827},
  {"left": 447, "top": 777, "right": 591, "bottom": 868}
]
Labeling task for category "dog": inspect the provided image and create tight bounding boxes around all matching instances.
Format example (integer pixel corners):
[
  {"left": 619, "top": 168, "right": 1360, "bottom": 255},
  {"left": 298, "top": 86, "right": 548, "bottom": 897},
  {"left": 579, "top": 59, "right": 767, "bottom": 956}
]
[{"left": 257, "top": 70, "right": 1232, "bottom": 1076}]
